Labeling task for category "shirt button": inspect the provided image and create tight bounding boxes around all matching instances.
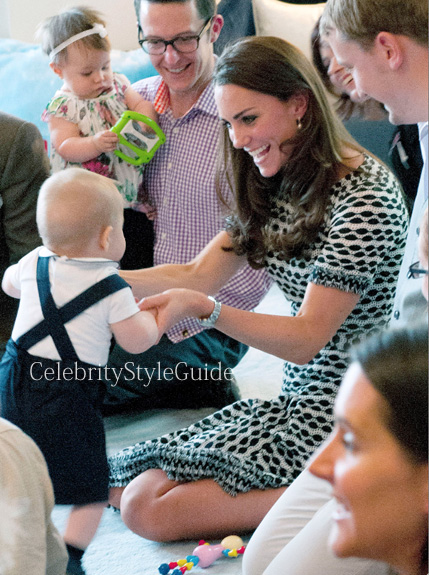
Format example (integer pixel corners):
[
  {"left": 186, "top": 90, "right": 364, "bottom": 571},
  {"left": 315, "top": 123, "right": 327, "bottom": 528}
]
[
  {"left": 167, "top": 162, "right": 172, "bottom": 169},
  {"left": 161, "top": 232, "right": 166, "bottom": 240},
  {"left": 182, "top": 329, "right": 189, "bottom": 337},
  {"left": 393, "top": 310, "right": 400, "bottom": 320},
  {"left": 173, "top": 127, "right": 179, "bottom": 134}
]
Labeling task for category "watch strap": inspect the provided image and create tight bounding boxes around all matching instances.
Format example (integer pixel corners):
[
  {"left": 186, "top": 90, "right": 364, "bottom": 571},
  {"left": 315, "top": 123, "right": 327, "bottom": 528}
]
[{"left": 197, "top": 296, "right": 222, "bottom": 327}]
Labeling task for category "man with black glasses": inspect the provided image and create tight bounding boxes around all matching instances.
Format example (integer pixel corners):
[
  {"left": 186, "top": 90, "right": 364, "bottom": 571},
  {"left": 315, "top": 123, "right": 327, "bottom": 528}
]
[{"left": 103, "top": 0, "right": 271, "bottom": 412}]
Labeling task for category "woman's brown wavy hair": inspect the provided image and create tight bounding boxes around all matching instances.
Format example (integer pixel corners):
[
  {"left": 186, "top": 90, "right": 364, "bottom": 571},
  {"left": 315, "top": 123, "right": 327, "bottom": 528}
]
[{"left": 214, "top": 36, "right": 362, "bottom": 268}]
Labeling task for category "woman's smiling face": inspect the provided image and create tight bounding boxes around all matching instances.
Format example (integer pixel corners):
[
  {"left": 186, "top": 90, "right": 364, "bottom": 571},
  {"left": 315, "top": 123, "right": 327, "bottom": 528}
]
[
  {"left": 319, "top": 38, "right": 367, "bottom": 103},
  {"left": 215, "top": 84, "right": 307, "bottom": 178},
  {"left": 308, "top": 363, "right": 428, "bottom": 571}
]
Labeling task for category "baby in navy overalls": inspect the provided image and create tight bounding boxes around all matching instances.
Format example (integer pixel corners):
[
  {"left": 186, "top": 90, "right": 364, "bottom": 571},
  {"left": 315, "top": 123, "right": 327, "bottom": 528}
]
[{"left": 0, "top": 167, "right": 159, "bottom": 575}]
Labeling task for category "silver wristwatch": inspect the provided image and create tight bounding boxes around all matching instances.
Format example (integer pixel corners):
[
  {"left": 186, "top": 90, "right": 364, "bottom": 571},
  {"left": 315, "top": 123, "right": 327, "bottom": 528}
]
[{"left": 197, "top": 296, "right": 222, "bottom": 327}]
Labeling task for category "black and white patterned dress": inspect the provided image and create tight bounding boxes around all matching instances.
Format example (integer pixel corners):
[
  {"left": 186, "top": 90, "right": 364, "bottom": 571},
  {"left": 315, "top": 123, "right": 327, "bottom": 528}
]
[{"left": 109, "top": 155, "right": 408, "bottom": 495}]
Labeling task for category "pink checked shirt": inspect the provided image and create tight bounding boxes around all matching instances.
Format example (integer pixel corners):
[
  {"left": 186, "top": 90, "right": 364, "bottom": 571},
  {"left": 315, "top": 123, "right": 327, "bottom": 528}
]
[{"left": 133, "top": 74, "right": 272, "bottom": 342}]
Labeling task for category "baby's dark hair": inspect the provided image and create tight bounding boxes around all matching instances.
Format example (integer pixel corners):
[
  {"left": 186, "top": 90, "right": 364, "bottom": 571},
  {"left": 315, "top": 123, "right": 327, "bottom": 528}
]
[{"left": 38, "top": 6, "right": 111, "bottom": 64}]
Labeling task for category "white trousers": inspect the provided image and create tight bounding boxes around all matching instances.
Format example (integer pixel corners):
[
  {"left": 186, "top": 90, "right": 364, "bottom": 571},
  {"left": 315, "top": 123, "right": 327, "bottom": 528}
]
[{"left": 243, "top": 469, "right": 390, "bottom": 575}]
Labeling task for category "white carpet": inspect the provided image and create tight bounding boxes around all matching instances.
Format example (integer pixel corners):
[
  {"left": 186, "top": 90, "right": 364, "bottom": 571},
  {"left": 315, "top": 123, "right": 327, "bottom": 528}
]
[{"left": 52, "top": 285, "right": 288, "bottom": 574}]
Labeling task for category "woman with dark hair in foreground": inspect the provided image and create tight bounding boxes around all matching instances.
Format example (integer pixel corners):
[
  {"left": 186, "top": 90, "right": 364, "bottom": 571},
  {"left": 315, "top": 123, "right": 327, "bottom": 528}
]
[{"left": 309, "top": 326, "right": 428, "bottom": 575}]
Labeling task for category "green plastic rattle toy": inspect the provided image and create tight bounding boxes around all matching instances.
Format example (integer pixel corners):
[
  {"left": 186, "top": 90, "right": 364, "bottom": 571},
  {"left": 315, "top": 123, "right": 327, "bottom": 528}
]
[{"left": 110, "top": 111, "right": 166, "bottom": 166}]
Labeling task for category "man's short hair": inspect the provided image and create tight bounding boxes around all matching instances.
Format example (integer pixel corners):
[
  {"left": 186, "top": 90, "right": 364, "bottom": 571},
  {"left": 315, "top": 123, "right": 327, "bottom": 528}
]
[
  {"left": 134, "top": 0, "right": 216, "bottom": 25},
  {"left": 321, "top": 0, "right": 428, "bottom": 48}
]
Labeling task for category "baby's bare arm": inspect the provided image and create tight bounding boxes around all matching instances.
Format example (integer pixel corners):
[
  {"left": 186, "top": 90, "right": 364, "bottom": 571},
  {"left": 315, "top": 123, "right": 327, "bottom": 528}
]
[
  {"left": 48, "top": 117, "right": 118, "bottom": 162},
  {"left": 110, "top": 310, "right": 159, "bottom": 354},
  {"left": 125, "top": 87, "right": 158, "bottom": 123}
]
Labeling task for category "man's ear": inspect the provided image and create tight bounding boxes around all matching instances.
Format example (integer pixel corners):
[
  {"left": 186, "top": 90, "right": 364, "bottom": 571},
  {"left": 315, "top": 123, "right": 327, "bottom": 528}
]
[
  {"left": 99, "top": 225, "right": 113, "bottom": 251},
  {"left": 50, "top": 61, "right": 64, "bottom": 79},
  {"left": 375, "top": 32, "right": 403, "bottom": 70},
  {"left": 210, "top": 14, "right": 224, "bottom": 43}
]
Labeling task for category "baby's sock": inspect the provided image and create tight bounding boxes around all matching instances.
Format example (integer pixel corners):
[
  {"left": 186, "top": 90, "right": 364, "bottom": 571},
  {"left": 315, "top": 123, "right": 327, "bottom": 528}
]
[{"left": 66, "top": 543, "right": 86, "bottom": 575}]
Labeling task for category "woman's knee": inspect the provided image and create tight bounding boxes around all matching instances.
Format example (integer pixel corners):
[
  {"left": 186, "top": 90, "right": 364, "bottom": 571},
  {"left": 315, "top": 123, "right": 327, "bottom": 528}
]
[{"left": 120, "top": 469, "right": 178, "bottom": 541}]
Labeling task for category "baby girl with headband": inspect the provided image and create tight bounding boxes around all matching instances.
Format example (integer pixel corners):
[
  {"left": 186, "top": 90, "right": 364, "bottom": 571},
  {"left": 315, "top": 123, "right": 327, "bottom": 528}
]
[{"left": 39, "top": 6, "right": 157, "bottom": 269}]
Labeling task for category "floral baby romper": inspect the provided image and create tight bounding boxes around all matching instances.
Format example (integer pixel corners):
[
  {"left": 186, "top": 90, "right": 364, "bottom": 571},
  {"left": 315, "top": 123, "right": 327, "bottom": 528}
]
[{"left": 42, "top": 72, "right": 145, "bottom": 206}]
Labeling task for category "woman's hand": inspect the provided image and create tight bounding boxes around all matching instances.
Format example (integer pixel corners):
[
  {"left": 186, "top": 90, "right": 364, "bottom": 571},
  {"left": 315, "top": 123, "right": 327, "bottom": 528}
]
[
  {"left": 138, "top": 289, "right": 215, "bottom": 335},
  {"left": 139, "top": 283, "right": 360, "bottom": 364}
]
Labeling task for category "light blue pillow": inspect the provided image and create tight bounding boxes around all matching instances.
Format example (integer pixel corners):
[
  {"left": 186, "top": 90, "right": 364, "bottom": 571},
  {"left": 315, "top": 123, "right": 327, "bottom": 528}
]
[{"left": 0, "top": 39, "right": 157, "bottom": 145}]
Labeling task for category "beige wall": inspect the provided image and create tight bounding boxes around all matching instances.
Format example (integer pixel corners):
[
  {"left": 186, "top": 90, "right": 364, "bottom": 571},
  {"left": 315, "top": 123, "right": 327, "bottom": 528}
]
[{"left": 4, "top": 0, "right": 139, "bottom": 50}]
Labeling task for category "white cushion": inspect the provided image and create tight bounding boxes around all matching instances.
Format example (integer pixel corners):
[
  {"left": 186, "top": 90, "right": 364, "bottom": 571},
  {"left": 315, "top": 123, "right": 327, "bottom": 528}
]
[{"left": 252, "top": 0, "right": 326, "bottom": 60}]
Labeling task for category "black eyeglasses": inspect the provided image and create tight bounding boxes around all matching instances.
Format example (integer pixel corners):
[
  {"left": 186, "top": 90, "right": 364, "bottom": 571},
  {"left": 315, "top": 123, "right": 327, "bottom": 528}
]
[
  {"left": 407, "top": 261, "right": 429, "bottom": 279},
  {"left": 138, "top": 18, "right": 212, "bottom": 55}
]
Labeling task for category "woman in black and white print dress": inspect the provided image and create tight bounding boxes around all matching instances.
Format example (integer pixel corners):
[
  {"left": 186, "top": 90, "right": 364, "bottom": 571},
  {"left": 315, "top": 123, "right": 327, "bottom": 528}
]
[{"left": 108, "top": 36, "right": 408, "bottom": 542}]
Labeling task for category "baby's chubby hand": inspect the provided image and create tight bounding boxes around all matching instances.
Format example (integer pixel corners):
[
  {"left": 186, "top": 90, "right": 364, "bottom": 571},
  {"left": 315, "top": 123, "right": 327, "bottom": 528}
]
[
  {"left": 93, "top": 130, "right": 119, "bottom": 153},
  {"left": 137, "top": 299, "right": 162, "bottom": 343}
]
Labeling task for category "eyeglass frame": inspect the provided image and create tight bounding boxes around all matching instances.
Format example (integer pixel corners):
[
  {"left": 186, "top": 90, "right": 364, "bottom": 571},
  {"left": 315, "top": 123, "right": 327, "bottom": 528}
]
[
  {"left": 407, "top": 261, "right": 429, "bottom": 280},
  {"left": 137, "top": 17, "right": 213, "bottom": 55}
]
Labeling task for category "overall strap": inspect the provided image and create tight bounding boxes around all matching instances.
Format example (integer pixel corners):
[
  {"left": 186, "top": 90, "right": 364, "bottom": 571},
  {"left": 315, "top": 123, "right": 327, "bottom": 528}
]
[
  {"left": 36, "top": 256, "right": 78, "bottom": 361},
  {"left": 17, "top": 257, "right": 130, "bottom": 355}
]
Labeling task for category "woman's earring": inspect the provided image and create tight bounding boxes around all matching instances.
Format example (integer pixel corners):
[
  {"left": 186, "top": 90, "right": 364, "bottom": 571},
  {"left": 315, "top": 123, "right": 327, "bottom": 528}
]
[{"left": 296, "top": 117, "right": 303, "bottom": 130}]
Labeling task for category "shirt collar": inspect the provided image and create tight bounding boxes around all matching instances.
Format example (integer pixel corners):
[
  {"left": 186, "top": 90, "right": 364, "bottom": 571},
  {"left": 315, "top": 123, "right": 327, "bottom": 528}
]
[
  {"left": 418, "top": 121, "right": 428, "bottom": 141},
  {"left": 418, "top": 121, "right": 428, "bottom": 164},
  {"left": 154, "top": 80, "right": 170, "bottom": 114},
  {"left": 153, "top": 58, "right": 218, "bottom": 118},
  {"left": 40, "top": 246, "right": 118, "bottom": 265},
  {"left": 154, "top": 79, "right": 217, "bottom": 118}
]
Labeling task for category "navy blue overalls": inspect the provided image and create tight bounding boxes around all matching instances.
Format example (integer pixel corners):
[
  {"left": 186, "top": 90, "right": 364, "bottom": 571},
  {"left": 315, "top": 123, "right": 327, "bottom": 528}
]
[{"left": 0, "top": 256, "right": 128, "bottom": 504}]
